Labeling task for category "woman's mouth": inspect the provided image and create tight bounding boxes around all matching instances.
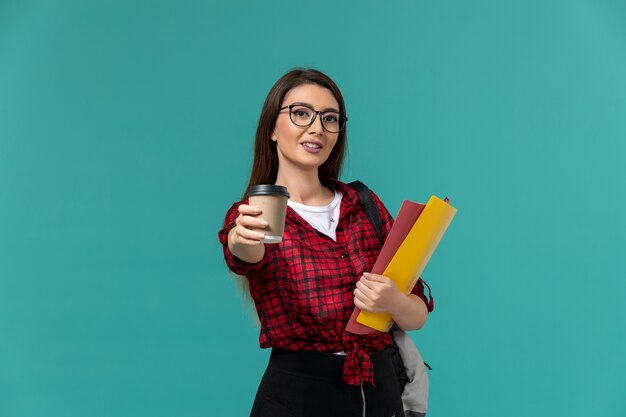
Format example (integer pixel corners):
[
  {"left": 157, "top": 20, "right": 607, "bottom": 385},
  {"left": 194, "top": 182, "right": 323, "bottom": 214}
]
[{"left": 301, "top": 142, "right": 323, "bottom": 153}]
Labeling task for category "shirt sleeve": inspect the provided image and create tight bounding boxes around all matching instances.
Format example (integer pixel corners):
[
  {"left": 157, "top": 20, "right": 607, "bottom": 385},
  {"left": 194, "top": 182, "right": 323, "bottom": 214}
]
[
  {"left": 369, "top": 190, "right": 435, "bottom": 313},
  {"left": 217, "top": 201, "right": 270, "bottom": 277},
  {"left": 411, "top": 278, "right": 435, "bottom": 313}
]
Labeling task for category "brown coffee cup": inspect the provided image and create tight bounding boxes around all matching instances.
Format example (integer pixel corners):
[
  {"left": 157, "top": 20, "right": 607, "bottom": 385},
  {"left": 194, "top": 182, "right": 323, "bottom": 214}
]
[{"left": 247, "top": 185, "right": 290, "bottom": 244}]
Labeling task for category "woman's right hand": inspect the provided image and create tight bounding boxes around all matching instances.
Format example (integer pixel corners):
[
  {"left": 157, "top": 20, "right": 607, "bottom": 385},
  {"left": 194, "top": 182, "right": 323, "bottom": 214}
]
[{"left": 227, "top": 204, "right": 268, "bottom": 264}]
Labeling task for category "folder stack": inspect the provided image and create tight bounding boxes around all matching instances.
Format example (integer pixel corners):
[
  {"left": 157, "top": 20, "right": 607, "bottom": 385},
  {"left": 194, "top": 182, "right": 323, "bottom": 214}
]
[{"left": 346, "top": 196, "right": 457, "bottom": 334}]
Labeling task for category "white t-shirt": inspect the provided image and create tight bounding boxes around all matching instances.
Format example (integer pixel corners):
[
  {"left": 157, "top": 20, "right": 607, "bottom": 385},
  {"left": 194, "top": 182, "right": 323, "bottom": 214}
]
[{"left": 287, "top": 191, "right": 343, "bottom": 241}]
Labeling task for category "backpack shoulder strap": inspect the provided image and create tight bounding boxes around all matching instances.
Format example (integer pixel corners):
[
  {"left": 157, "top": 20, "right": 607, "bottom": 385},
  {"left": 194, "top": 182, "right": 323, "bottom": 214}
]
[{"left": 348, "top": 180, "right": 383, "bottom": 240}]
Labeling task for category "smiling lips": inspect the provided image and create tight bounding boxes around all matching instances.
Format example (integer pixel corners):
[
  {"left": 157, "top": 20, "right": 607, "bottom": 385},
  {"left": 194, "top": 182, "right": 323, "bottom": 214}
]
[{"left": 301, "top": 141, "right": 323, "bottom": 153}]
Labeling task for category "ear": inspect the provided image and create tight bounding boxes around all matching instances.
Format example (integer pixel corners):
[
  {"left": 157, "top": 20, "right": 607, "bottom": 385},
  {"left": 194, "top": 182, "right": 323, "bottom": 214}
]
[{"left": 270, "top": 132, "right": 277, "bottom": 141}]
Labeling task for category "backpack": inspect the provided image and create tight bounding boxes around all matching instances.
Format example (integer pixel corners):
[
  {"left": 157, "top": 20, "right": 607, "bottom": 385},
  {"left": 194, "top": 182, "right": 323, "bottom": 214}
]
[{"left": 349, "top": 180, "right": 431, "bottom": 417}]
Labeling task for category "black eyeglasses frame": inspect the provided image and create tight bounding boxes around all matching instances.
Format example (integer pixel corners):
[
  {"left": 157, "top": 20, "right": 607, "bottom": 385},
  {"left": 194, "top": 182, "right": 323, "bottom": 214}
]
[{"left": 279, "top": 104, "right": 348, "bottom": 133}]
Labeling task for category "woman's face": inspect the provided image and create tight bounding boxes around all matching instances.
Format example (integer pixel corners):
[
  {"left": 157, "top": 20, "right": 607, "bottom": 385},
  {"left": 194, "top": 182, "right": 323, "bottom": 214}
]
[{"left": 271, "top": 83, "right": 340, "bottom": 175}]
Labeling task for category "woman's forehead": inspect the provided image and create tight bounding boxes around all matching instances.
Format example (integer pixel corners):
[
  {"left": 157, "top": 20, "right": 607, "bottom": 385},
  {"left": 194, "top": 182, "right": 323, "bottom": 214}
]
[{"left": 283, "top": 84, "right": 339, "bottom": 109}]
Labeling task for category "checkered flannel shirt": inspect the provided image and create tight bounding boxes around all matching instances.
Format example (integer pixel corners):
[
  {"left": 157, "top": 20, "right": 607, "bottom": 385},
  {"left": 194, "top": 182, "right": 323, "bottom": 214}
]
[{"left": 218, "top": 179, "right": 433, "bottom": 385}]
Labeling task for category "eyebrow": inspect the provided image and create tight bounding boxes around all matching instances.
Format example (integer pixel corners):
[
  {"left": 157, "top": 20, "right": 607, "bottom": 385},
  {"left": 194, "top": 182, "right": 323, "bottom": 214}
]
[{"left": 291, "top": 102, "right": 340, "bottom": 113}]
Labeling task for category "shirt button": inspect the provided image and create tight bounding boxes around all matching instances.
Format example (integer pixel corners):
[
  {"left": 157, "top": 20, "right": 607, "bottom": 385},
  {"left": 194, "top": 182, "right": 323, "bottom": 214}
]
[{"left": 340, "top": 253, "right": 347, "bottom": 259}]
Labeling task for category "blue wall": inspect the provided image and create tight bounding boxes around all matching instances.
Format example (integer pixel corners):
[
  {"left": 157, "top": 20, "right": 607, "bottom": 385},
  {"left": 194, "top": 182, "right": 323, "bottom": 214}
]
[{"left": 1, "top": 1, "right": 625, "bottom": 416}]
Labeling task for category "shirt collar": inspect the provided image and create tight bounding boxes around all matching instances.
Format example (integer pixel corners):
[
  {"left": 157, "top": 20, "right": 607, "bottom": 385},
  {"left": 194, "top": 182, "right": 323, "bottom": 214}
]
[
  {"left": 285, "top": 178, "right": 362, "bottom": 228},
  {"left": 323, "top": 178, "right": 362, "bottom": 219}
]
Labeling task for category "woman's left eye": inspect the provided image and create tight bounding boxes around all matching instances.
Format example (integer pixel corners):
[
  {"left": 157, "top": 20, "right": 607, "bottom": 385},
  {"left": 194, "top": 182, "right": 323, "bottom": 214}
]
[{"left": 323, "top": 114, "right": 339, "bottom": 123}]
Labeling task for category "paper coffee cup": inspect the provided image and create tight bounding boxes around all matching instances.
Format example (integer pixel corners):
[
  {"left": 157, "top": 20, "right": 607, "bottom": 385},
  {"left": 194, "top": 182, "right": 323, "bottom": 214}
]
[{"left": 248, "top": 185, "right": 290, "bottom": 244}]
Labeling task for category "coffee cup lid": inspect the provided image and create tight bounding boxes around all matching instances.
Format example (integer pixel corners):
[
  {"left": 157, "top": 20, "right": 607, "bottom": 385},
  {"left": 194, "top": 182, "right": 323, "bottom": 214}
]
[{"left": 248, "top": 184, "right": 290, "bottom": 198}]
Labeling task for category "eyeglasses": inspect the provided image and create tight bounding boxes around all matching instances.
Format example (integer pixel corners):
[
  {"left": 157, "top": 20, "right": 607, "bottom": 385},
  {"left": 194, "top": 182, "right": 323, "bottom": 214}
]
[{"left": 279, "top": 104, "right": 348, "bottom": 133}]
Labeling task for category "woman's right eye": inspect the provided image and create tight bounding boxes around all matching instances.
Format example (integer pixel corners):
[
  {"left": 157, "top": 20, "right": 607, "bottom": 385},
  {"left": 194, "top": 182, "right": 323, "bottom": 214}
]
[{"left": 291, "top": 107, "right": 311, "bottom": 118}]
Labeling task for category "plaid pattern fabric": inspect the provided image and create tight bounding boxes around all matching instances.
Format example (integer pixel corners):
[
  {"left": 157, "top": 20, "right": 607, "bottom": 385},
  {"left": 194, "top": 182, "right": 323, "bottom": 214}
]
[{"left": 218, "top": 179, "right": 433, "bottom": 385}]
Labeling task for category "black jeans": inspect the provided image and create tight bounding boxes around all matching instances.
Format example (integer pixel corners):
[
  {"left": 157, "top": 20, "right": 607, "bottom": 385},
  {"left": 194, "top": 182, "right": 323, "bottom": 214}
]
[{"left": 250, "top": 348, "right": 404, "bottom": 417}]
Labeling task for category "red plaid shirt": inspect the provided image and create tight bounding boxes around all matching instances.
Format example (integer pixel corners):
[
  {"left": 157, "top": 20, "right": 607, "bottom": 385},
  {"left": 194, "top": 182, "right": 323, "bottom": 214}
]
[{"left": 218, "top": 179, "right": 433, "bottom": 385}]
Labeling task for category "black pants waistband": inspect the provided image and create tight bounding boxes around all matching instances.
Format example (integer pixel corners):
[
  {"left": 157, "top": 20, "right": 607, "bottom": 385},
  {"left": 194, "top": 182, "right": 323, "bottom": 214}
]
[
  {"left": 252, "top": 348, "right": 404, "bottom": 417},
  {"left": 268, "top": 348, "right": 396, "bottom": 381}
]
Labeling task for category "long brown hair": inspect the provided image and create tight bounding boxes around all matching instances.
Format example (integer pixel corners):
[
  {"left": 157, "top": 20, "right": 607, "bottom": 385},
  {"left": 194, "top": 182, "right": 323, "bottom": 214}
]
[{"left": 243, "top": 68, "right": 348, "bottom": 198}]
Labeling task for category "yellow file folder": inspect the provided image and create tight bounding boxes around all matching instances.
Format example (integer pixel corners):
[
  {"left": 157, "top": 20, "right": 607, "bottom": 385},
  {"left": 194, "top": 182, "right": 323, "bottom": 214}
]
[{"left": 356, "top": 196, "right": 457, "bottom": 332}]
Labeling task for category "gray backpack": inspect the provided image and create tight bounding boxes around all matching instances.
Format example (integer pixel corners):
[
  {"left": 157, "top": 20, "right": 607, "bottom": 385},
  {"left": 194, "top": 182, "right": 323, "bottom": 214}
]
[{"left": 391, "top": 325, "right": 429, "bottom": 417}]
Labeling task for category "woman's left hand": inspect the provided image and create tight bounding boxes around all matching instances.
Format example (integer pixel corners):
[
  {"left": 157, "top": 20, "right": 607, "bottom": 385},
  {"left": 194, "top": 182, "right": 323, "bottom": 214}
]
[{"left": 353, "top": 273, "right": 405, "bottom": 315}]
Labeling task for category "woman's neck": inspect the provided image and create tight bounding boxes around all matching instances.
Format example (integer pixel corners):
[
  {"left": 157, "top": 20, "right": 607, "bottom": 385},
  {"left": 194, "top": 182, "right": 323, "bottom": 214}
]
[{"left": 275, "top": 169, "right": 334, "bottom": 206}]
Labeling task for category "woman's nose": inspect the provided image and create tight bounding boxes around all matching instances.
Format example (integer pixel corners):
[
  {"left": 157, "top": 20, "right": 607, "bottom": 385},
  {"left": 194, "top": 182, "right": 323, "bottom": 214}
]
[{"left": 307, "top": 114, "right": 324, "bottom": 135}]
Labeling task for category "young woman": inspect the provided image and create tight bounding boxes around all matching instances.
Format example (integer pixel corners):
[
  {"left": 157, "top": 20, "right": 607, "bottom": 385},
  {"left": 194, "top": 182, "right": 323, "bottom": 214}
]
[{"left": 218, "top": 68, "right": 433, "bottom": 417}]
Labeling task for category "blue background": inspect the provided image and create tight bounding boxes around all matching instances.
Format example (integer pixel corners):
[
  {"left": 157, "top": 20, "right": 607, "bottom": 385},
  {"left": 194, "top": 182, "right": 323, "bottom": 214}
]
[{"left": 1, "top": 1, "right": 625, "bottom": 416}]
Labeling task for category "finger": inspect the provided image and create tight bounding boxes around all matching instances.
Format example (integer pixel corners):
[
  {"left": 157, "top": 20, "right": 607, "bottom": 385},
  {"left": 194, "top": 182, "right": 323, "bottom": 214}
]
[
  {"left": 356, "top": 280, "right": 376, "bottom": 297},
  {"left": 363, "top": 273, "right": 389, "bottom": 283},
  {"left": 353, "top": 287, "right": 368, "bottom": 302},
  {"left": 238, "top": 204, "right": 262, "bottom": 215},
  {"left": 235, "top": 226, "right": 266, "bottom": 242},
  {"left": 353, "top": 296, "right": 372, "bottom": 312},
  {"left": 354, "top": 296, "right": 380, "bottom": 313},
  {"left": 359, "top": 275, "right": 384, "bottom": 293},
  {"left": 234, "top": 236, "right": 263, "bottom": 246},
  {"left": 238, "top": 214, "right": 269, "bottom": 230}
]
